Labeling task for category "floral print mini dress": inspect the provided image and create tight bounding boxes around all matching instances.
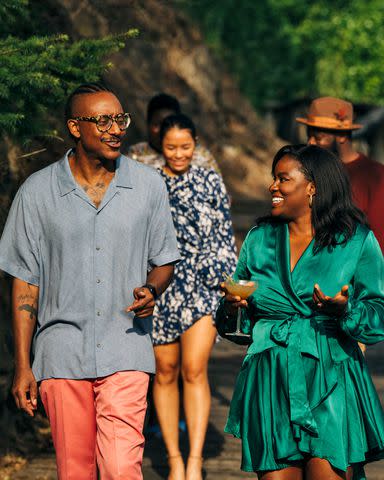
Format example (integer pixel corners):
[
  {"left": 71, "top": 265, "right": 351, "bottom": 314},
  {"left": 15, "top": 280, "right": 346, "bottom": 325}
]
[{"left": 152, "top": 166, "right": 237, "bottom": 345}]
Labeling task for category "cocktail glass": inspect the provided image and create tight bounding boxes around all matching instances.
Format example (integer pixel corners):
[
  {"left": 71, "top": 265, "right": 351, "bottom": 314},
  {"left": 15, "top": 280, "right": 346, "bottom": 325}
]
[{"left": 224, "top": 279, "right": 257, "bottom": 338}]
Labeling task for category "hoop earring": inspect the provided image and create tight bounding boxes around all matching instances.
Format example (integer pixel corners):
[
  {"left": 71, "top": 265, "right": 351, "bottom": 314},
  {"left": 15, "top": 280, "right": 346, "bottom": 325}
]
[{"left": 309, "top": 194, "right": 313, "bottom": 208}]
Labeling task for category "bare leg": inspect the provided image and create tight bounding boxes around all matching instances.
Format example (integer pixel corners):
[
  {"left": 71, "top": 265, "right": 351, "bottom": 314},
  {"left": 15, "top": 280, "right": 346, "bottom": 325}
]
[
  {"left": 153, "top": 342, "right": 185, "bottom": 480},
  {"left": 181, "top": 315, "right": 217, "bottom": 480},
  {"left": 258, "top": 466, "right": 303, "bottom": 479},
  {"left": 305, "top": 458, "right": 353, "bottom": 480}
]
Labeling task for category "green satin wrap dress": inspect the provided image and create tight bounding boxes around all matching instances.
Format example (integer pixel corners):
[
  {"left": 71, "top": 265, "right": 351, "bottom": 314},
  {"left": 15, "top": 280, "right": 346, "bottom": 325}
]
[{"left": 216, "top": 222, "right": 384, "bottom": 479}]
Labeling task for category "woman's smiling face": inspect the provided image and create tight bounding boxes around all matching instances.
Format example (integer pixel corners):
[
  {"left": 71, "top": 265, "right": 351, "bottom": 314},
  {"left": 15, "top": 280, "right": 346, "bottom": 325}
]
[
  {"left": 269, "top": 154, "right": 314, "bottom": 220},
  {"left": 162, "top": 127, "right": 195, "bottom": 175}
]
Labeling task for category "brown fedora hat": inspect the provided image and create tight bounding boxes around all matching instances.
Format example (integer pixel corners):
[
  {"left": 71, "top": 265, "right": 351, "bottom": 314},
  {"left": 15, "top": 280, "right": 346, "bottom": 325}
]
[{"left": 296, "top": 96, "right": 362, "bottom": 131}]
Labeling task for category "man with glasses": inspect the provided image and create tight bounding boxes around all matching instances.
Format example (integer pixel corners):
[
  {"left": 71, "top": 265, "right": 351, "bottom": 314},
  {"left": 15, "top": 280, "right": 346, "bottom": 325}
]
[{"left": 0, "top": 83, "right": 180, "bottom": 479}]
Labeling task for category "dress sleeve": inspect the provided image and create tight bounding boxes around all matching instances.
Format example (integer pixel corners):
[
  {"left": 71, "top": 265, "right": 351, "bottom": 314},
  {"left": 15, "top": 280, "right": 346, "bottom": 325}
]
[
  {"left": 339, "top": 230, "right": 384, "bottom": 344},
  {"left": 203, "top": 149, "right": 221, "bottom": 174},
  {"left": 200, "top": 172, "right": 237, "bottom": 288},
  {"left": 0, "top": 184, "right": 40, "bottom": 285},
  {"left": 147, "top": 178, "right": 181, "bottom": 267},
  {"left": 193, "top": 145, "right": 221, "bottom": 174},
  {"left": 215, "top": 232, "right": 253, "bottom": 345}
]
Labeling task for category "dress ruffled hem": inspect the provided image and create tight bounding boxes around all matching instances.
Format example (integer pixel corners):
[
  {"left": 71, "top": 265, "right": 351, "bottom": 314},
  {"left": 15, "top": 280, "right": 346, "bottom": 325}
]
[
  {"left": 152, "top": 308, "right": 216, "bottom": 345},
  {"left": 225, "top": 347, "right": 384, "bottom": 479},
  {"left": 228, "top": 433, "right": 384, "bottom": 479}
]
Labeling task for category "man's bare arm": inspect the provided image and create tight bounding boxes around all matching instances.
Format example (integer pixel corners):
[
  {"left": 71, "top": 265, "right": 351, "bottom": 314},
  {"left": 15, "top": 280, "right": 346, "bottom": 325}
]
[
  {"left": 12, "top": 278, "right": 39, "bottom": 416},
  {"left": 146, "top": 264, "right": 175, "bottom": 297},
  {"left": 126, "top": 264, "right": 175, "bottom": 317}
]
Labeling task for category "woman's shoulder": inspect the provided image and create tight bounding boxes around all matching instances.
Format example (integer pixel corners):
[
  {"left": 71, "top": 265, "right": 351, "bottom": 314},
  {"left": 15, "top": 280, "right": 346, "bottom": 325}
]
[
  {"left": 330, "top": 223, "right": 375, "bottom": 261},
  {"left": 243, "top": 219, "right": 280, "bottom": 243},
  {"left": 346, "top": 223, "right": 379, "bottom": 255},
  {"left": 344, "top": 223, "right": 371, "bottom": 247},
  {"left": 354, "top": 222, "right": 371, "bottom": 239},
  {"left": 191, "top": 165, "right": 220, "bottom": 181}
]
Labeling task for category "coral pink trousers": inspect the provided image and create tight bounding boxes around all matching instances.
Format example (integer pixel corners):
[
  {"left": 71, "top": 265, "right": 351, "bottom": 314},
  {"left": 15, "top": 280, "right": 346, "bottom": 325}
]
[{"left": 40, "top": 371, "right": 149, "bottom": 480}]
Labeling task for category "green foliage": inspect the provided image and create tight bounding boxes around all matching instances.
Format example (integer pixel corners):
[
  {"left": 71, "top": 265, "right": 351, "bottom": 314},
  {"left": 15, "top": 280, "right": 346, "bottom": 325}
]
[
  {"left": 298, "top": 0, "right": 384, "bottom": 104},
  {"left": 0, "top": 1, "right": 138, "bottom": 142},
  {"left": 180, "top": 0, "right": 384, "bottom": 109},
  {"left": 0, "top": 0, "right": 29, "bottom": 35}
]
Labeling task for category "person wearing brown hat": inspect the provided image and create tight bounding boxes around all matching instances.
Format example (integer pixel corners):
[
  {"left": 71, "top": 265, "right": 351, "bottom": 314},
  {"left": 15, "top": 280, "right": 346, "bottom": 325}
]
[{"left": 297, "top": 96, "right": 384, "bottom": 252}]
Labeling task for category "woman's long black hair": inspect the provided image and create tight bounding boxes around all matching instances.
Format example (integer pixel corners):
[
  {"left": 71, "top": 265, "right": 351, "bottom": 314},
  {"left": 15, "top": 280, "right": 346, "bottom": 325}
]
[{"left": 267, "top": 144, "right": 368, "bottom": 252}]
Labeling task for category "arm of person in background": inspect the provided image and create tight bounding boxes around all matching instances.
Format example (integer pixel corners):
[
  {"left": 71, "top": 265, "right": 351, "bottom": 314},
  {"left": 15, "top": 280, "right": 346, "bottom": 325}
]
[
  {"left": 323, "top": 231, "right": 384, "bottom": 344},
  {"left": 12, "top": 278, "right": 39, "bottom": 417},
  {"left": 201, "top": 172, "right": 237, "bottom": 288},
  {"left": 214, "top": 173, "right": 237, "bottom": 265}
]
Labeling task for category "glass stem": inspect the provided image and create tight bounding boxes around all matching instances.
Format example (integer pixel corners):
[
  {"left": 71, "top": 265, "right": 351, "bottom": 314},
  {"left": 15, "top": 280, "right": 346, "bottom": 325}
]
[{"left": 236, "top": 307, "right": 242, "bottom": 333}]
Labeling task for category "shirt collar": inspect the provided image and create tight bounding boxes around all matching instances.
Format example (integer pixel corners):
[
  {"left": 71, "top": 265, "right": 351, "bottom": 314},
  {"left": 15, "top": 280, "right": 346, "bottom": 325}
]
[
  {"left": 57, "top": 150, "right": 133, "bottom": 196},
  {"left": 57, "top": 150, "right": 77, "bottom": 196},
  {"left": 115, "top": 155, "right": 134, "bottom": 189}
]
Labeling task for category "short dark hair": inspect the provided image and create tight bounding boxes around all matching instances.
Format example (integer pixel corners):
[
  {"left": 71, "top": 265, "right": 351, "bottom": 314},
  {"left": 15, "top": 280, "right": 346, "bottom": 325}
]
[
  {"left": 159, "top": 114, "right": 197, "bottom": 144},
  {"left": 270, "top": 144, "right": 367, "bottom": 252},
  {"left": 64, "top": 82, "right": 115, "bottom": 122},
  {"left": 147, "top": 93, "right": 180, "bottom": 124}
]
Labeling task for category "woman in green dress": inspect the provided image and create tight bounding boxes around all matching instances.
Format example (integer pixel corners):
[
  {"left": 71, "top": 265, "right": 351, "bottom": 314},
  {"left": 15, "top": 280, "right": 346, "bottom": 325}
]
[{"left": 216, "top": 144, "right": 384, "bottom": 479}]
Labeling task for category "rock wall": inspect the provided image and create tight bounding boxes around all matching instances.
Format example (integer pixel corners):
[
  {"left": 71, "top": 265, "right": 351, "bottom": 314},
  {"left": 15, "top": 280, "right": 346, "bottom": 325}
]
[{"left": 53, "top": 0, "right": 282, "bottom": 199}]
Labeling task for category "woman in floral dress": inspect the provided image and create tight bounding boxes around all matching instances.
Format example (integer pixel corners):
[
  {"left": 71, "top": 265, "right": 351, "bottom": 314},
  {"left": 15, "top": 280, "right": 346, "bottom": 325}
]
[{"left": 152, "top": 114, "right": 237, "bottom": 480}]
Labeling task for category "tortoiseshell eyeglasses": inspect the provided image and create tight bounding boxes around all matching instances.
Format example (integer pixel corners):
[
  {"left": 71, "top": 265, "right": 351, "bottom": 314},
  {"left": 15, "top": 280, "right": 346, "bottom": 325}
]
[{"left": 72, "top": 113, "right": 131, "bottom": 132}]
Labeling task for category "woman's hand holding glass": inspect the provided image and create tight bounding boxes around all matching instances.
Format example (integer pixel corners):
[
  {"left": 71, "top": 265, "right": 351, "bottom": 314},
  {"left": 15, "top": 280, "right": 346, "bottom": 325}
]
[
  {"left": 313, "top": 283, "right": 349, "bottom": 316},
  {"left": 220, "top": 283, "right": 249, "bottom": 314},
  {"left": 220, "top": 279, "right": 257, "bottom": 338}
]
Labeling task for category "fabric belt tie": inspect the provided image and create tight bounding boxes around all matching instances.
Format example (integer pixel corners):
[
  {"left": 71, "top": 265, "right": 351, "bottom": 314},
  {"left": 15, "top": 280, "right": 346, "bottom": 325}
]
[{"left": 251, "top": 313, "right": 339, "bottom": 439}]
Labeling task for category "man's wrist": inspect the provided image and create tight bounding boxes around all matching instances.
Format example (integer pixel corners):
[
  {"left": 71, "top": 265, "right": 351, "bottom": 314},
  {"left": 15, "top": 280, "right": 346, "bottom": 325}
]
[
  {"left": 142, "top": 283, "right": 158, "bottom": 300},
  {"left": 14, "top": 362, "right": 32, "bottom": 370}
]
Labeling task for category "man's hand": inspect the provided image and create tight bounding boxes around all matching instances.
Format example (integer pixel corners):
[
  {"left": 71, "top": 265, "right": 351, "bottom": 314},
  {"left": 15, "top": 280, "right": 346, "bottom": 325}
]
[
  {"left": 126, "top": 287, "right": 155, "bottom": 318},
  {"left": 220, "top": 282, "right": 248, "bottom": 316},
  {"left": 12, "top": 367, "right": 38, "bottom": 417},
  {"left": 313, "top": 283, "right": 349, "bottom": 316}
]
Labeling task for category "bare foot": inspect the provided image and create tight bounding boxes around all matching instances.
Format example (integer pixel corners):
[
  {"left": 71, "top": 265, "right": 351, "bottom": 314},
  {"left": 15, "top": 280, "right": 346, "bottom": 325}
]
[
  {"left": 186, "top": 456, "right": 203, "bottom": 480},
  {"left": 168, "top": 454, "right": 185, "bottom": 480}
]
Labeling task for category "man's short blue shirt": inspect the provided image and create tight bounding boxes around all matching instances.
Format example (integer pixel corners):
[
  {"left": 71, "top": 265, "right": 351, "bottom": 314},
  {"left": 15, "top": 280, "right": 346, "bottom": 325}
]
[{"left": 0, "top": 151, "right": 180, "bottom": 380}]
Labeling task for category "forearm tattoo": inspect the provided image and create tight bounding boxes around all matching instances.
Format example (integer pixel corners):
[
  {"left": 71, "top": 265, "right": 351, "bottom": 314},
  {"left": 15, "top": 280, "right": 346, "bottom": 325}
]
[{"left": 16, "top": 293, "right": 38, "bottom": 321}]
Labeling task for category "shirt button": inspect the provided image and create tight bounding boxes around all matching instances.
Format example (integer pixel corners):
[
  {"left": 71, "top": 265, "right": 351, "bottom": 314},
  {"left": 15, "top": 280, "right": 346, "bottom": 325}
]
[
  {"left": 97, "top": 343, "right": 101, "bottom": 348},
  {"left": 96, "top": 279, "right": 101, "bottom": 284},
  {"left": 97, "top": 311, "right": 101, "bottom": 316},
  {"left": 96, "top": 246, "right": 100, "bottom": 251}
]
